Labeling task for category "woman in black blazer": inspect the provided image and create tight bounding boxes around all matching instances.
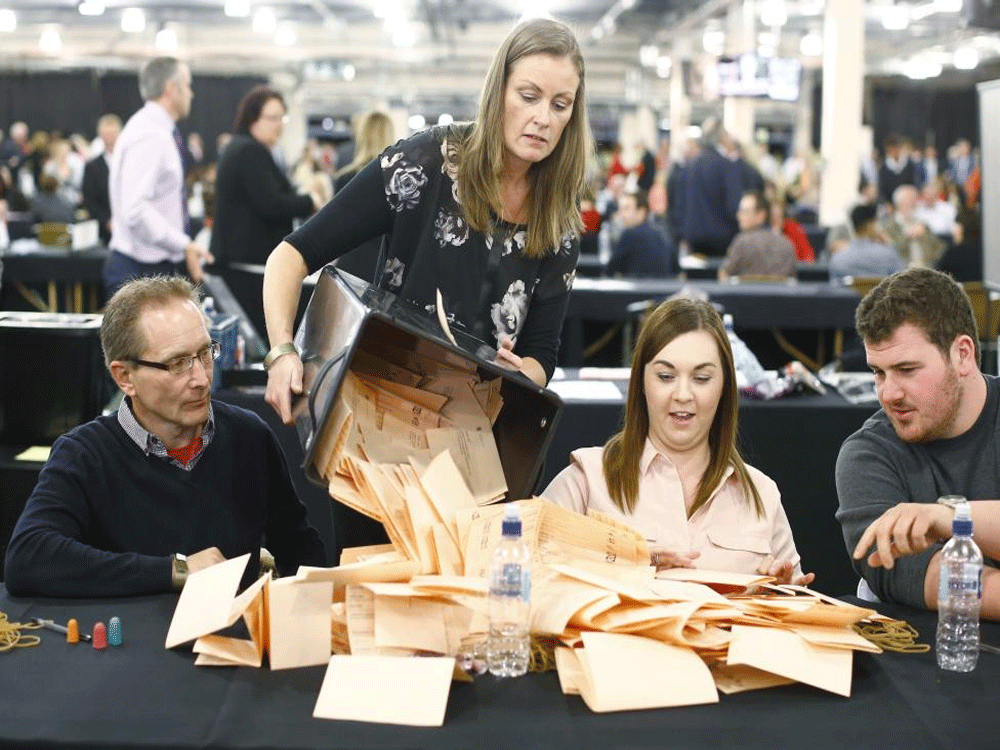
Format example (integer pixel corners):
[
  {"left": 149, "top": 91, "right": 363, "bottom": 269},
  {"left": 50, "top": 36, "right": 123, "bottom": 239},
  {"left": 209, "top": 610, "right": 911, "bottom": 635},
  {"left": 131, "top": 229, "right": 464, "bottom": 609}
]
[{"left": 209, "top": 86, "right": 320, "bottom": 338}]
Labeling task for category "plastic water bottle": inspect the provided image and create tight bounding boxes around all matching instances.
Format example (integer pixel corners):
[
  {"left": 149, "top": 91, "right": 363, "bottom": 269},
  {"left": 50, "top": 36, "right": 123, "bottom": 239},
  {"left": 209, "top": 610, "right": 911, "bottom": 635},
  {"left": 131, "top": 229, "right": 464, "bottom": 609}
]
[
  {"left": 723, "top": 314, "right": 768, "bottom": 386},
  {"left": 487, "top": 504, "right": 531, "bottom": 677},
  {"left": 936, "top": 499, "right": 982, "bottom": 672}
]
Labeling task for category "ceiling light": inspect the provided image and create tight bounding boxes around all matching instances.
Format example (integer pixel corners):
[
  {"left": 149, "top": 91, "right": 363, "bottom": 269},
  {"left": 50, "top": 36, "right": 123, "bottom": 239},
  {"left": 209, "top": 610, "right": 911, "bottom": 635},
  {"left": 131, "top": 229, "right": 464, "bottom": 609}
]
[
  {"left": 275, "top": 23, "right": 297, "bottom": 46},
  {"left": 656, "top": 56, "right": 672, "bottom": 79},
  {"left": 437, "top": 113, "right": 453, "bottom": 126},
  {"left": 393, "top": 23, "right": 416, "bottom": 47},
  {"left": 759, "top": 0, "right": 787, "bottom": 27},
  {"left": 800, "top": 31, "right": 822, "bottom": 57},
  {"left": 253, "top": 7, "right": 277, "bottom": 34},
  {"left": 155, "top": 26, "right": 178, "bottom": 51},
  {"left": 224, "top": 0, "right": 250, "bottom": 18},
  {"left": 121, "top": 7, "right": 145, "bottom": 33},
  {"left": 39, "top": 26, "right": 62, "bottom": 54},
  {"left": 904, "top": 58, "right": 942, "bottom": 79},
  {"left": 341, "top": 63, "right": 356, "bottom": 81},
  {"left": 799, "top": 0, "right": 824, "bottom": 15},
  {"left": 935, "top": 0, "right": 963, "bottom": 11},
  {"left": 590, "top": 26, "right": 604, "bottom": 40},
  {"left": 881, "top": 6, "right": 909, "bottom": 31},
  {"left": 640, "top": 45, "right": 659, "bottom": 67},
  {"left": 758, "top": 31, "right": 777, "bottom": 48},
  {"left": 78, "top": 1, "right": 105, "bottom": 16},
  {"left": 407, "top": 114, "right": 426, "bottom": 131},
  {"left": 0, "top": 9, "right": 15, "bottom": 32},
  {"left": 621, "top": 0, "right": 637, "bottom": 9},
  {"left": 703, "top": 29, "right": 725, "bottom": 54},
  {"left": 373, "top": 0, "right": 398, "bottom": 19},
  {"left": 954, "top": 46, "right": 979, "bottom": 70}
]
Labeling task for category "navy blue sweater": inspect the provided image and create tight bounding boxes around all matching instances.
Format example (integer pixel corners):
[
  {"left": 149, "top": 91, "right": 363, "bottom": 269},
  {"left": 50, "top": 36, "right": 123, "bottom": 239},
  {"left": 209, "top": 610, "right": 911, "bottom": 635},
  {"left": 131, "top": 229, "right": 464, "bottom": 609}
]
[{"left": 4, "top": 401, "right": 326, "bottom": 597}]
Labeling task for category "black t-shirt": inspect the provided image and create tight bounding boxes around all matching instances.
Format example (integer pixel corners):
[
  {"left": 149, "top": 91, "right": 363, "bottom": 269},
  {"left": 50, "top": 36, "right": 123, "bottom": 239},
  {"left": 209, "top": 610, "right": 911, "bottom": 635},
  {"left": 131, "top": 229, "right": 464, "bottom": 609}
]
[{"left": 285, "top": 125, "right": 579, "bottom": 380}]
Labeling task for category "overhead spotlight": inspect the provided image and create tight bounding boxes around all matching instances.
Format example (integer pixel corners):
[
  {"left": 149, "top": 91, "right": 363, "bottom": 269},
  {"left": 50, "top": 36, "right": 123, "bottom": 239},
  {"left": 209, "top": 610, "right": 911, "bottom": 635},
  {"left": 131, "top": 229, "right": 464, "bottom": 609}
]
[
  {"left": 0, "top": 9, "right": 15, "bottom": 32},
  {"left": 759, "top": 0, "right": 787, "bottom": 27},
  {"left": 341, "top": 63, "right": 356, "bottom": 81},
  {"left": 519, "top": 0, "right": 551, "bottom": 20},
  {"left": 155, "top": 26, "right": 178, "bottom": 51},
  {"left": 954, "top": 46, "right": 979, "bottom": 70},
  {"left": 621, "top": 0, "right": 637, "bottom": 9},
  {"left": 800, "top": 31, "right": 822, "bottom": 57},
  {"left": 799, "top": 0, "right": 823, "bottom": 15},
  {"left": 373, "top": 0, "right": 398, "bottom": 19},
  {"left": 253, "top": 7, "right": 277, "bottom": 34},
  {"left": 437, "top": 113, "right": 454, "bottom": 126},
  {"left": 702, "top": 29, "right": 724, "bottom": 54},
  {"left": 656, "top": 56, "right": 672, "bottom": 79},
  {"left": 881, "top": 6, "right": 908, "bottom": 31},
  {"left": 640, "top": 45, "right": 659, "bottom": 67},
  {"left": 224, "top": 0, "right": 250, "bottom": 18},
  {"left": 407, "top": 114, "right": 426, "bottom": 131},
  {"left": 590, "top": 26, "right": 604, "bottom": 41},
  {"left": 275, "top": 23, "right": 297, "bottom": 46},
  {"left": 904, "top": 58, "right": 942, "bottom": 79},
  {"left": 39, "top": 25, "right": 62, "bottom": 54},
  {"left": 121, "top": 7, "right": 145, "bottom": 33},
  {"left": 935, "top": 0, "right": 963, "bottom": 12},
  {"left": 78, "top": 1, "right": 105, "bottom": 16}
]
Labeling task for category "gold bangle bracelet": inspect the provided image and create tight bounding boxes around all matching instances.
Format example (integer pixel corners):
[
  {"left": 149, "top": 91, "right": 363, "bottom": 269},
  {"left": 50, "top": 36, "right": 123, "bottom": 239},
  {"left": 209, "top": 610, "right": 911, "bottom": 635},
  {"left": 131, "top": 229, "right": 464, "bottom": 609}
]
[{"left": 263, "top": 342, "right": 298, "bottom": 370}]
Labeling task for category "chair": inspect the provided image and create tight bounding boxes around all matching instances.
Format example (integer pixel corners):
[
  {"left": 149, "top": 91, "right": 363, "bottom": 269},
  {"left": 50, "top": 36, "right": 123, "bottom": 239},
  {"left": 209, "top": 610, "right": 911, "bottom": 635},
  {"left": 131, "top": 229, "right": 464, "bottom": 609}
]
[
  {"left": 34, "top": 222, "right": 71, "bottom": 247},
  {"left": 962, "top": 281, "right": 1000, "bottom": 374}
]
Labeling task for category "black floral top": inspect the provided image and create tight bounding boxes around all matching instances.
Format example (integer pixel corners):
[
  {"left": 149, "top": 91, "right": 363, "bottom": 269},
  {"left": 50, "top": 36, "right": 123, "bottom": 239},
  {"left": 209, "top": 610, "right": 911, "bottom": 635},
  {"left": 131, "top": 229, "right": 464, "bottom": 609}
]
[{"left": 285, "top": 125, "right": 579, "bottom": 381}]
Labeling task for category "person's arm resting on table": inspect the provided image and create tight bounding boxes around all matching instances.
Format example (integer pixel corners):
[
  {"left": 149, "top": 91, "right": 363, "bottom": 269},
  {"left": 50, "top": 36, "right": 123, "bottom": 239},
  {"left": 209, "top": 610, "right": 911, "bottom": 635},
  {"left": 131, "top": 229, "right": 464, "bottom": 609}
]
[{"left": 3, "top": 435, "right": 175, "bottom": 597}]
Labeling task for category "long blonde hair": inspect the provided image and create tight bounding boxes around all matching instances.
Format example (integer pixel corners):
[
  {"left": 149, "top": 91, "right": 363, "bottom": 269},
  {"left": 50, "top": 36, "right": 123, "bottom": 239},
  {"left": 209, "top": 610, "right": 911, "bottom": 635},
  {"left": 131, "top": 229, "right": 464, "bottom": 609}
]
[
  {"left": 335, "top": 110, "right": 396, "bottom": 180},
  {"left": 602, "top": 298, "right": 764, "bottom": 518},
  {"left": 454, "top": 17, "right": 591, "bottom": 258}
]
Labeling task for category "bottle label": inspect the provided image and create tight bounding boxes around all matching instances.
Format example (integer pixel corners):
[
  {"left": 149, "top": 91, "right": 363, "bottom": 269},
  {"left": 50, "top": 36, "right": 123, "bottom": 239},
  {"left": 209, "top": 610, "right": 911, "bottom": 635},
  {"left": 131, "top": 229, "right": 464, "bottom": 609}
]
[
  {"left": 938, "top": 563, "right": 982, "bottom": 605},
  {"left": 493, "top": 563, "right": 530, "bottom": 603}
]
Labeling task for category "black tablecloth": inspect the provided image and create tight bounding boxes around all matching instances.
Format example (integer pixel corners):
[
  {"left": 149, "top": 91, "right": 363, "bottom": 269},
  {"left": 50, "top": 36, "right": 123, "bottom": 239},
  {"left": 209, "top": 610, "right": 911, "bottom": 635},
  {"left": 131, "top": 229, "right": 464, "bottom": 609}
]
[
  {"left": 0, "top": 585, "right": 996, "bottom": 750},
  {"left": 1, "top": 246, "right": 107, "bottom": 283},
  {"left": 543, "top": 376, "right": 879, "bottom": 597}
]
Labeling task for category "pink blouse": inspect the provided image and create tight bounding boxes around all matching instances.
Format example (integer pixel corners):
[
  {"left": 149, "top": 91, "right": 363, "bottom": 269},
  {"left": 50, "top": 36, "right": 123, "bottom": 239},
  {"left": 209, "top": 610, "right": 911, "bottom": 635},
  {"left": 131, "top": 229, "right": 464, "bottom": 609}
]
[{"left": 542, "top": 439, "right": 803, "bottom": 577}]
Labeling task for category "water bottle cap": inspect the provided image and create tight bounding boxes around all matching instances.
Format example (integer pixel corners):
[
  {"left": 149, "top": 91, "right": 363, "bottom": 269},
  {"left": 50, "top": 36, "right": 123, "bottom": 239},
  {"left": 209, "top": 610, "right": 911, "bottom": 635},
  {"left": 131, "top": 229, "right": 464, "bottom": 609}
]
[
  {"left": 952, "top": 516, "right": 973, "bottom": 536},
  {"left": 501, "top": 504, "right": 522, "bottom": 537}
]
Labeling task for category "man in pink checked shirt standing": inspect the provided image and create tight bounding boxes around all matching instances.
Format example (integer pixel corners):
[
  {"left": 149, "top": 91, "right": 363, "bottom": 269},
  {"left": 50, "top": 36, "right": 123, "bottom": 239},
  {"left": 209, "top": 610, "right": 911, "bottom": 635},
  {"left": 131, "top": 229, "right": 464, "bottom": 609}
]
[{"left": 104, "top": 56, "right": 212, "bottom": 298}]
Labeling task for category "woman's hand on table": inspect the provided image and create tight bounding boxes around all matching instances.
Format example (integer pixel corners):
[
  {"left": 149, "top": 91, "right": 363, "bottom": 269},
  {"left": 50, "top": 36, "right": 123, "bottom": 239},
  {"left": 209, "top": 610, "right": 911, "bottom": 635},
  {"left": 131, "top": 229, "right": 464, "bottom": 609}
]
[{"left": 757, "top": 556, "right": 816, "bottom": 586}]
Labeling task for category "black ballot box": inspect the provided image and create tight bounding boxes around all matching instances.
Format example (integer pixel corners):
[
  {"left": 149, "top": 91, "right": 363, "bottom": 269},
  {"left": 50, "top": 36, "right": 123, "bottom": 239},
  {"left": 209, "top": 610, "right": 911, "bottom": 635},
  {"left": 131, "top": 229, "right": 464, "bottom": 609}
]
[
  {"left": 292, "top": 267, "right": 563, "bottom": 505},
  {"left": 0, "top": 312, "right": 107, "bottom": 445}
]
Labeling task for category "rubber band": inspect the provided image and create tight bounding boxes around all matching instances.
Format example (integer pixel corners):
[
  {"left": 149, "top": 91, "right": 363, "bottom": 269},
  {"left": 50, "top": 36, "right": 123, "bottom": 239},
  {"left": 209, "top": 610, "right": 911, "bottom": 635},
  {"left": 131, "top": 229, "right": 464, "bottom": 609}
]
[
  {"left": 853, "top": 618, "right": 931, "bottom": 653},
  {"left": 0, "top": 611, "right": 42, "bottom": 652}
]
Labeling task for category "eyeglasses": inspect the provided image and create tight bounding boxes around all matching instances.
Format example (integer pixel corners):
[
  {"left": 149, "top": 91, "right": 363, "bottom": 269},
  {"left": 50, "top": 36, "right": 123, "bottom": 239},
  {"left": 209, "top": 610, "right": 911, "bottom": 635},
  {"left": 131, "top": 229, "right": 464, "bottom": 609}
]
[{"left": 128, "top": 341, "right": 220, "bottom": 376}]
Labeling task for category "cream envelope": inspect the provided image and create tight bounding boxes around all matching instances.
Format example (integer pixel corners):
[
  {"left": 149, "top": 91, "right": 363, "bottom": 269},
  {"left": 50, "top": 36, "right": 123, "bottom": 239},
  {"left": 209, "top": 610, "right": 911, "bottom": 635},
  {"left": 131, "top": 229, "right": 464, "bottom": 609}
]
[
  {"left": 710, "top": 663, "right": 796, "bottom": 694},
  {"left": 575, "top": 631, "right": 718, "bottom": 712},
  {"left": 313, "top": 655, "right": 455, "bottom": 726},
  {"left": 784, "top": 623, "right": 883, "bottom": 653},
  {"left": 555, "top": 647, "right": 583, "bottom": 695},
  {"left": 655, "top": 568, "right": 775, "bottom": 594},
  {"left": 267, "top": 577, "right": 335, "bottom": 670},
  {"left": 165, "top": 553, "right": 252, "bottom": 649},
  {"left": 726, "top": 625, "right": 853, "bottom": 697}
]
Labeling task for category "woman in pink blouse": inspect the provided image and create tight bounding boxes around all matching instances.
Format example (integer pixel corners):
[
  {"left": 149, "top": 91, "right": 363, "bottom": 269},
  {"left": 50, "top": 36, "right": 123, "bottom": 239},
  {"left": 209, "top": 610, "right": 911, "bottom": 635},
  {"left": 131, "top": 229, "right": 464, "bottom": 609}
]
[{"left": 543, "top": 298, "right": 815, "bottom": 585}]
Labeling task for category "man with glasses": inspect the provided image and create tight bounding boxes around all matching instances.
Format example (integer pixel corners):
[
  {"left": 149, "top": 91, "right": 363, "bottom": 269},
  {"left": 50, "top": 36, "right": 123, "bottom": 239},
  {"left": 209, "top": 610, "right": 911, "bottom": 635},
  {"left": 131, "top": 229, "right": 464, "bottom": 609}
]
[{"left": 4, "top": 276, "right": 326, "bottom": 597}]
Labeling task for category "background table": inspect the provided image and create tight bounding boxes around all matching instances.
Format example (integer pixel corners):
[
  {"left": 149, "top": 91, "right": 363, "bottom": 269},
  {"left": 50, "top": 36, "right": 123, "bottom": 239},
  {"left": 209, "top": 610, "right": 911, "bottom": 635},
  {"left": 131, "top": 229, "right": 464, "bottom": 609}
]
[
  {"left": 544, "top": 375, "right": 879, "bottom": 596},
  {"left": 0, "top": 585, "right": 995, "bottom": 750},
  {"left": 1, "top": 246, "right": 107, "bottom": 312},
  {"left": 561, "top": 278, "right": 861, "bottom": 367}
]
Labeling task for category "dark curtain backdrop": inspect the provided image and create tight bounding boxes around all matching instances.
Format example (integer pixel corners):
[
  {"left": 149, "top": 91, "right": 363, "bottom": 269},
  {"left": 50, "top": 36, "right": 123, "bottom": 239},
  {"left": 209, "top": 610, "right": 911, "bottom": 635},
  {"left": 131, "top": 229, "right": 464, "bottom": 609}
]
[
  {"left": 868, "top": 84, "right": 979, "bottom": 153},
  {"left": 0, "top": 70, "right": 267, "bottom": 161}
]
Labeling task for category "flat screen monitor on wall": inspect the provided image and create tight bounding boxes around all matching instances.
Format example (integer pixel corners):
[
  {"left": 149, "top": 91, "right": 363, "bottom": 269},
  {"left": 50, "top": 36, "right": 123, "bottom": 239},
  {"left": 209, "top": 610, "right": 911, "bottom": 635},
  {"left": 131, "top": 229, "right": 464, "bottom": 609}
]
[{"left": 716, "top": 54, "right": 802, "bottom": 102}]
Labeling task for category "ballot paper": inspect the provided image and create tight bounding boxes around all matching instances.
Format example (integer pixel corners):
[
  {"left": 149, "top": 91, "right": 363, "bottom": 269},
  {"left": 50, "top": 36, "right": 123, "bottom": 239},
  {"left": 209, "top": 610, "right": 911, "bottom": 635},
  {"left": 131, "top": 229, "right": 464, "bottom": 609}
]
[
  {"left": 313, "top": 655, "right": 455, "bottom": 726},
  {"left": 726, "top": 625, "right": 854, "bottom": 697},
  {"left": 571, "top": 631, "right": 719, "bottom": 712},
  {"left": 165, "top": 553, "right": 252, "bottom": 649}
]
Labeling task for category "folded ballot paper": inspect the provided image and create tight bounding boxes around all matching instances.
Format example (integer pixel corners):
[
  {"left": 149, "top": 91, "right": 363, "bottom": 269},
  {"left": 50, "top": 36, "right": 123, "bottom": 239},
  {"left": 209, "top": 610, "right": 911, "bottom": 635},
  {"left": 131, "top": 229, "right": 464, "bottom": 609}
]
[{"left": 165, "top": 553, "right": 332, "bottom": 670}]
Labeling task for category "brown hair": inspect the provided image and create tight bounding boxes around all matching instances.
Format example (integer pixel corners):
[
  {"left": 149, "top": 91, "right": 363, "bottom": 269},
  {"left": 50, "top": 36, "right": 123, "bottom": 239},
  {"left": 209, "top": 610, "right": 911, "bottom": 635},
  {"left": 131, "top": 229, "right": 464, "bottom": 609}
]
[
  {"left": 233, "top": 85, "right": 285, "bottom": 134},
  {"left": 453, "top": 17, "right": 591, "bottom": 258},
  {"left": 101, "top": 275, "right": 200, "bottom": 367},
  {"left": 855, "top": 268, "right": 980, "bottom": 364},
  {"left": 602, "top": 297, "right": 764, "bottom": 518}
]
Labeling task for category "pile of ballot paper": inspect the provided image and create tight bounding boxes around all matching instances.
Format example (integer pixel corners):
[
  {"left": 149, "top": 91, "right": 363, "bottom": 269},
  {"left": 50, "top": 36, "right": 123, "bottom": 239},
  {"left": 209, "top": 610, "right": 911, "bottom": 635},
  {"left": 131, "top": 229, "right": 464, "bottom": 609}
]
[
  {"left": 164, "top": 336, "right": 886, "bottom": 725},
  {"left": 311, "top": 341, "right": 509, "bottom": 513}
]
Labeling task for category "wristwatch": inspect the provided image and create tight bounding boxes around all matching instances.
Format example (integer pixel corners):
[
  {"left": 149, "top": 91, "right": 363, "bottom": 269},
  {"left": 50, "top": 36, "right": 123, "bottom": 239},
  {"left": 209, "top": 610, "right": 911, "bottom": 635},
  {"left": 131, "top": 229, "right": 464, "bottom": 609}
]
[{"left": 171, "top": 553, "right": 189, "bottom": 591}]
